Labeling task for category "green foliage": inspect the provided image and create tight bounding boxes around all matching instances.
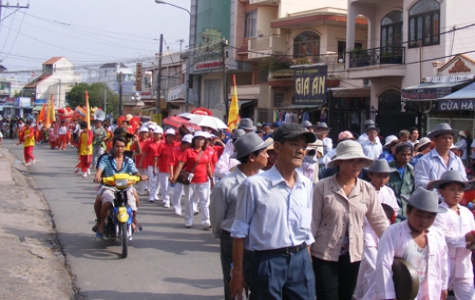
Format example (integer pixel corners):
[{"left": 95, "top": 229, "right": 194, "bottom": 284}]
[
  {"left": 66, "top": 83, "right": 120, "bottom": 118},
  {"left": 258, "top": 52, "right": 293, "bottom": 76}
]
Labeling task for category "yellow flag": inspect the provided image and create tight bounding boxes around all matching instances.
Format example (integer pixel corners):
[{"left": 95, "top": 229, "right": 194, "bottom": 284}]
[
  {"left": 85, "top": 91, "right": 91, "bottom": 130},
  {"left": 227, "top": 74, "right": 240, "bottom": 131},
  {"left": 50, "top": 96, "right": 56, "bottom": 121}
]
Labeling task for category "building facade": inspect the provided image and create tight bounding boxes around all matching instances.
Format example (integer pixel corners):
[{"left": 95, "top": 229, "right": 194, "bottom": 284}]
[{"left": 345, "top": 0, "right": 475, "bottom": 136}]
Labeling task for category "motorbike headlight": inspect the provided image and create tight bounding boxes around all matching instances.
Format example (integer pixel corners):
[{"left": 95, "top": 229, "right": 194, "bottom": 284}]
[{"left": 115, "top": 179, "right": 129, "bottom": 187}]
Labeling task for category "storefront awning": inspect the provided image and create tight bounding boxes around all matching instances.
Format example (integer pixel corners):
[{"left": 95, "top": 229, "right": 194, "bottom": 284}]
[
  {"left": 401, "top": 80, "right": 472, "bottom": 101},
  {"left": 330, "top": 87, "right": 370, "bottom": 98},
  {"left": 438, "top": 82, "right": 475, "bottom": 111},
  {"left": 285, "top": 104, "right": 320, "bottom": 110},
  {"left": 227, "top": 100, "right": 255, "bottom": 108}
]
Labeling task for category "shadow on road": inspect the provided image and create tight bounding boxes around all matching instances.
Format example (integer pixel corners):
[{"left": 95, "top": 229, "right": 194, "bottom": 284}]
[{"left": 78, "top": 290, "right": 222, "bottom": 300}]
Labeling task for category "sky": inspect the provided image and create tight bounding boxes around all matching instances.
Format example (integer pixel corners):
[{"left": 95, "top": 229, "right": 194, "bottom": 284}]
[{"left": 0, "top": 0, "right": 191, "bottom": 77}]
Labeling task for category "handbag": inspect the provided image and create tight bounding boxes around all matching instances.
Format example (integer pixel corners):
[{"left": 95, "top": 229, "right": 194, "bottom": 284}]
[{"left": 176, "top": 151, "right": 204, "bottom": 185}]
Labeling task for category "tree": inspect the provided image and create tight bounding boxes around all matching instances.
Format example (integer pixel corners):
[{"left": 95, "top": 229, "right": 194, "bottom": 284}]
[{"left": 66, "top": 83, "right": 120, "bottom": 118}]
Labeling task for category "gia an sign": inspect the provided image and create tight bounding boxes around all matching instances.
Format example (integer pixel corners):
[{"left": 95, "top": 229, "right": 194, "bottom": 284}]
[{"left": 293, "top": 65, "right": 327, "bottom": 106}]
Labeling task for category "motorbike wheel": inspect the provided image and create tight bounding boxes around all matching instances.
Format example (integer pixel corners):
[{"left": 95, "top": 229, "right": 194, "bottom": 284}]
[{"left": 121, "top": 222, "right": 128, "bottom": 259}]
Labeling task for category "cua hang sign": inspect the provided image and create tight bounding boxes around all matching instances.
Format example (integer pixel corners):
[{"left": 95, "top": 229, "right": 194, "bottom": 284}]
[
  {"left": 293, "top": 65, "right": 327, "bottom": 106},
  {"left": 438, "top": 99, "right": 475, "bottom": 111}
]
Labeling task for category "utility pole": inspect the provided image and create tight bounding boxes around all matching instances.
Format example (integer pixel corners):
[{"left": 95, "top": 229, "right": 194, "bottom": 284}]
[
  {"left": 58, "top": 79, "right": 61, "bottom": 108},
  {"left": 221, "top": 38, "right": 228, "bottom": 122},
  {"left": 118, "top": 72, "right": 123, "bottom": 116},
  {"left": 0, "top": 1, "right": 29, "bottom": 24},
  {"left": 155, "top": 34, "right": 163, "bottom": 114}
]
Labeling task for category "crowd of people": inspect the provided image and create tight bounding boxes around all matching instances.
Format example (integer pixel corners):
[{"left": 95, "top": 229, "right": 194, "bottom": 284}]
[{"left": 9, "top": 112, "right": 475, "bottom": 299}]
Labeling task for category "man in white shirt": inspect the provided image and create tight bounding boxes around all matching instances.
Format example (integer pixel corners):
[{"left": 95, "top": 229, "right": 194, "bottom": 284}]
[
  {"left": 362, "top": 125, "right": 383, "bottom": 159},
  {"left": 415, "top": 123, "right": 467, "bottom": 190}
]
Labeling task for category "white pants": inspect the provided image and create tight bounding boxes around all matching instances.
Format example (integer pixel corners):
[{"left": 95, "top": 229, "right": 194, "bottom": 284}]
[
  {"left": 158, "top": 172, "right": 171, "bottom": 204},
  {"left": 171, "top": 183, "right": 184, "bottom": 214},
  {"left": 354, "top": 246, "right": 377, "bottom": 300},
  {"left": 147, "top": 166, "right": 159, "bottom": 201},
  {"left": 449, "top": 257, "right": 475, "bottom": 300},
  {"left": 184, "top": 182, "right": 210, "bottom": 225},
  {"left": 137, "top": 168, "right": 147, "bottom": 194}
]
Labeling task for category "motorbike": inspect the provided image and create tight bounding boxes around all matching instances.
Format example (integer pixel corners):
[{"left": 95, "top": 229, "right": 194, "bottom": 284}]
[{"left": 101, "top": 173, "right": 141, "bottom": 258}]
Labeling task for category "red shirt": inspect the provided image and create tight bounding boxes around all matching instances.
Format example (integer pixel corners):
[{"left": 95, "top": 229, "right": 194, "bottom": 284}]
[
  {"left": 171, "top": 146, "right": 186, "bottom": 168},
  {"left": 213, "top": 145, "right": 224, "bottom": 159},
  {"left": 205, "top": 145, "right": 218, "bottom": 174},
  {"left": 142, "top": 139, "right": 162, "bottom": 167},
  {"left": 157, "top": 141, "right": 175, "bottom": 173},
  {"left": 181, "top": 148, "right": 210, "bottom": 183},
  {"left": 131, "top": 138, "right": 150, "bottom": 169}
]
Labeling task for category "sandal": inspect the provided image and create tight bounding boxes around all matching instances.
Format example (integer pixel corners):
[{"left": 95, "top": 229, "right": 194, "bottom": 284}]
[
  {"left": 92, "top": 224, "right": 99, "bottom": 233},
  {"left": 95, "top": 231, "right": 107, "bottom": 241},
  {"left": 132, "top": 223, "right": 143, "bottom": 234}
]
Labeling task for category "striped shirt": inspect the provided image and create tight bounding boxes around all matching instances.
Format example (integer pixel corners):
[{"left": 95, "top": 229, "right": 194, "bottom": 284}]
[{"left": 98, "top": 154, "right": 137, "bottom": 177}]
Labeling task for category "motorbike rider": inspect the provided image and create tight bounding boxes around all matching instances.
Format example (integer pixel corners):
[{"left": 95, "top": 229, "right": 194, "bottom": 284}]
[{"left": 93, "top": 136, "right": 147, "bottom": 239}]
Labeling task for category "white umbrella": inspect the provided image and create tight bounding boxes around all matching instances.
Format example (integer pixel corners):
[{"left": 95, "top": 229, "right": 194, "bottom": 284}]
[{"left": 187, "top": 114, "right": 228, "bottom": 130}]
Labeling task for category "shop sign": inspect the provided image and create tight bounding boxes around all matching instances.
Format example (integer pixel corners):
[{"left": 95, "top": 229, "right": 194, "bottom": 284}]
[
  {"left": 438, "top": 99, "right": 475, "bottom": 111},
  {"left": 13, "top": 97, "right": 31, "bottom": 108},
  {"left": 293, "top": 65, "right": 327, "bottom": 106},
  {"left": 401, "top": 87, "right": 452, "bottom": 101}
]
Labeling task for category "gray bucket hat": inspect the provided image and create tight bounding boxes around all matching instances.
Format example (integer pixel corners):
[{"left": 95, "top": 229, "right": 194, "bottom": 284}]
[
  {"left": 316, "top": 122, "right": 330, "bottom": 131},
  {"left": 364, "top": 119, "right": 376, "bottom": 127},
  {"left": 237, "top": 118, "right": 256, "bottom": 131},
  {"left": 401, "top": 187, "right": 447, "bottom": 214},
  {"left": 301, "top": 120, "right": 313, "bottom": 128},
  {"left": 427, "top": 123, "right": 459, "bottom": 139},
  {"left": 431, "top": 170, "right": 472, "bottom": 190},
  {"left": 366, "top": 159, "right": 397, "bottom": 173},
  {"left": 327, "top": 140, "right": 374, "bottom": 168},
  {"left": 231, "top": 132, "right": 273, "bottom": 159},
  {"left": 365, "top": 125, "right": 380, "bottom": 134},
  {"left": 232, "top": 129, "right": 246, "bottom": 142}
]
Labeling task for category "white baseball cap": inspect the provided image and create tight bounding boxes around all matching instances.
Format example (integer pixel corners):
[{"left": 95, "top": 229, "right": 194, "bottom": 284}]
[
  {"left": 153, "top": 126, "right": 163, "bottom": 134},
  {"left": 182, "top": 134, "right": 193, "bottom": 143},
  {"left": 139, "top": 126, "right": 149, "bottom": 133},
  {"left": 165, "top": 128, "right": 176, "bottom": 136},
  {"left": 194, "top": 131, "right": 207, "bottom": 138}
]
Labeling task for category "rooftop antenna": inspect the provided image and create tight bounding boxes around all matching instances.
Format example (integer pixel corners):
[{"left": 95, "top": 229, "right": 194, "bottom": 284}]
[{"left": 176, "top": 38, "right": 184, "bottom": 52}]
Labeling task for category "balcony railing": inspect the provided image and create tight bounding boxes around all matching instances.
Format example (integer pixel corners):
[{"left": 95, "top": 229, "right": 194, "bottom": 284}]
[
  {"left": 249, "top": 0, "right": 279, "bottom": 5},
  {"left": 349, "top": 46, "right": 405, "bottom": 68}
]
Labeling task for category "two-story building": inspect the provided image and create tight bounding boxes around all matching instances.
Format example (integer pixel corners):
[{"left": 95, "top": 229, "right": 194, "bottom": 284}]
[
  {"left": 189, "top": 0, "right": 370, "bottom": 139},
  {"left": 23, "top": 57, "right": 81, "bottom": 109},
  {"left": 345, "top": 0, "right": 475, "bottom": 135}
]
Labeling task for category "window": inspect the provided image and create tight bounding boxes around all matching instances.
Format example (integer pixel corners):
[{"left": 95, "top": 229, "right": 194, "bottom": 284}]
[
  {"left": 245, "top": 11, "right": 257, "bottom": 38},
  {"left": 381, "top": 11, "right": 403, "bottom": 48},
  {"left": 408, "top": 0, "right": 440, "bottom": 48},
  {"left": 338, "top": 41, "right": 363, "bottom": 61},
  {"left": 274, "top": 93, "right": 284, "bottom": 108},
  {"left": 203, "top": 79, "right": 221, "bottom": 109},
  {"left": 293, "top": 31, "right": 320, "bottom": 60}
]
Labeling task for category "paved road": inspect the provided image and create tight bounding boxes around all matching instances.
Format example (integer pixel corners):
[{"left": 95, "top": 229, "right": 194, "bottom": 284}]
[{"left": 6, "top": 139, "right": 223, "bottom": 300}]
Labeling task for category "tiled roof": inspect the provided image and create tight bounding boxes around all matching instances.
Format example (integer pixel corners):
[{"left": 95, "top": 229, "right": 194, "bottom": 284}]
[
  {"left": 24, "top": 74, "right": 51, "bottom": 88},
  {"left": 43, "top": 57, "right": 64, "bottom": 65},
  {"left": 100, "top": 62, "right": 127, "bottom": 69}
]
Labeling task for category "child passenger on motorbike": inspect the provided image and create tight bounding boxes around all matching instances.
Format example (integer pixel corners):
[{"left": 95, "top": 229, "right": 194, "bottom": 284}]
[{"left": 93, "top": 136, "right": 148, "bottom": 239}]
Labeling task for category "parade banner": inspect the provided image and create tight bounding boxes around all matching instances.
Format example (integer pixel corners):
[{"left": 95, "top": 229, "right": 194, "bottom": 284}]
[
  {"left": 227, "top": 74, "right": 240, "bottom": 131},
  {"left": 293, "top": 65, "right": 327, "bottom": 106}
]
